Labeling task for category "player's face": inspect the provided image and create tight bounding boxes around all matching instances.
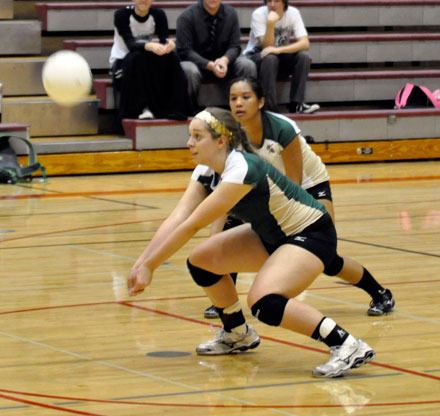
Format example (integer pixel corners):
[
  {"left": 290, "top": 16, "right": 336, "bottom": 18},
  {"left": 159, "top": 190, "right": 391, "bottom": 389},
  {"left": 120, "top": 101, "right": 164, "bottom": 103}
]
[
  {"left": 229, "top": 81, "right": 264, "bottom": 123},
  {"left": 267, "top": 0, "right": 284, "bottom": 14},
  {"left": 187, "top": 118, "right": 221, "bottom": 165}
]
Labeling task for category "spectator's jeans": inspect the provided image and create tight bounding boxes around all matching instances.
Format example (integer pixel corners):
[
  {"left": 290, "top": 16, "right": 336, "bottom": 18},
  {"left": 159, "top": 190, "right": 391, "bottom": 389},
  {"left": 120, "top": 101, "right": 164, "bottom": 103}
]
[
  {"left": 248, "top": 51, "right": 311, "bottom": 111},
  {"left": 180, "top": 57, "right": 257, "bottom": 109}
]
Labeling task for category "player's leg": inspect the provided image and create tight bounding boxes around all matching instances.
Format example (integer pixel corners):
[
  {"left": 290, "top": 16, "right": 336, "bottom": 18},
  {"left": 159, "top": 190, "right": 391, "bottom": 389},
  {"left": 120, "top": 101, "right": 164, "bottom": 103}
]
[{"left": 187, "top": 224, "right": 269, "bottom": 354}]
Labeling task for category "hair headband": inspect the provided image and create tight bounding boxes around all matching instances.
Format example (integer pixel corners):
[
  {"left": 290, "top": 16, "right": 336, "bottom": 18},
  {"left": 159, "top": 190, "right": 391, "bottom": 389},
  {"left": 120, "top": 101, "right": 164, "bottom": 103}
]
[{"left": 195, "top": 110, "right": 232, "bottom": 139}]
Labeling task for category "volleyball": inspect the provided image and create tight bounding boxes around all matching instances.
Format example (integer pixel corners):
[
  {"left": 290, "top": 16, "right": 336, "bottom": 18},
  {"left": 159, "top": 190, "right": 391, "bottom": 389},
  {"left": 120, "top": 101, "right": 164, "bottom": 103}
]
[{"left": 42, "top": 50, "right": 92, "bottom": 106}]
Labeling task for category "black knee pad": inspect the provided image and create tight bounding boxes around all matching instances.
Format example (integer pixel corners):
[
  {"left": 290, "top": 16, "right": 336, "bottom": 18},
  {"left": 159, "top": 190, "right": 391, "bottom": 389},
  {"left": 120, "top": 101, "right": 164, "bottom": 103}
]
[
  {"left": 186, "top": 259, "right": 224, "bottom": 287},
  {"left": 251, "top": 294, "right": 288, "bottom": 326},
  {"left": 324, "top": 255, "right": 344, "bottom": 276}
]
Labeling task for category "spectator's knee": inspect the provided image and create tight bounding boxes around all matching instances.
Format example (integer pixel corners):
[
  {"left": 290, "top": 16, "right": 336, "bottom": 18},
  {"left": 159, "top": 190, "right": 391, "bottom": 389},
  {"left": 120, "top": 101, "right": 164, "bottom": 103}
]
[
  {"left": 181, "top": 61, "right": 201, "bottom": 80},
  {"left": 235, "top": 57, "right": 257, "bottom": 78},
  {"left": 261, "top": 54, "right": 279, "bottom": 69},
  {"left": 296, "top": 51, "right": 312, "bottom": 65}
]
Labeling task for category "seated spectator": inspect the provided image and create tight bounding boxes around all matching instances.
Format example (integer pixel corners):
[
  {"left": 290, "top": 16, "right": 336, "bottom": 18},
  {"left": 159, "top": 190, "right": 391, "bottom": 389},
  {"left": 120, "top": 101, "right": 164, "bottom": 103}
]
[
  {"left": 176, "top": 0, "right": 257, "bottom": 111},
  {"left": 110, "top": 0, "right": 191, "bottom": 131},
  {"left": 243, "top": 0, "right": 319, "bottom": 114}
]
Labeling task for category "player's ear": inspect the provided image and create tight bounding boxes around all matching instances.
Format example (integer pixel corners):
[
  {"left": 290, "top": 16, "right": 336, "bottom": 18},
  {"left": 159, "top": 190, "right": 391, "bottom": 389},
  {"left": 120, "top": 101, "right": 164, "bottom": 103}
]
[{"left": 258, "top": 97, "right": 265, "bottom": 109}]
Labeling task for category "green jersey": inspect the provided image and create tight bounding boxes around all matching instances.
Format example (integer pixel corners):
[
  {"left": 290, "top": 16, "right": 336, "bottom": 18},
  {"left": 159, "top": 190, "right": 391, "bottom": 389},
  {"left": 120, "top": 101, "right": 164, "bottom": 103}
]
[{"left": 192, "top": 150, "right": 326, "bottom": 245}]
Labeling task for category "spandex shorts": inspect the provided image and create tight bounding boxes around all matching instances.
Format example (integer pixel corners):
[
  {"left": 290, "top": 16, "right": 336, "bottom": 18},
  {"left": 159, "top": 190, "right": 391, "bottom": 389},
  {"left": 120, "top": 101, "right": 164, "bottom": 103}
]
[
  {"left": 305, "top": 181, "right": 333, "bottom": 202},
  {"left": 260, "top": 213, "right": 339, "bottom": 273}
]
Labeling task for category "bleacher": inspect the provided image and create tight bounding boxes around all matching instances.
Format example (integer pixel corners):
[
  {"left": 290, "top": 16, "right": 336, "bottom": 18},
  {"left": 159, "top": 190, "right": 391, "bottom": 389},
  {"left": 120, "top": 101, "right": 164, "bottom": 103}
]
[{"left": 1, "top": 0, "right": 440, "bottom": 175}]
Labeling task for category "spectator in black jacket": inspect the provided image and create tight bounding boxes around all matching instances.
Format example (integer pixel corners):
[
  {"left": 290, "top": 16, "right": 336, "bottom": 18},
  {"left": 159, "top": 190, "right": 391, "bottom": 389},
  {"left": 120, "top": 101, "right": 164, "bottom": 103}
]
[
  {"left": 176, "top": 0, "right": 256, "bottom": 111},
  {"left": 110, "top": 0, "right": 191, "bottom": 131}
]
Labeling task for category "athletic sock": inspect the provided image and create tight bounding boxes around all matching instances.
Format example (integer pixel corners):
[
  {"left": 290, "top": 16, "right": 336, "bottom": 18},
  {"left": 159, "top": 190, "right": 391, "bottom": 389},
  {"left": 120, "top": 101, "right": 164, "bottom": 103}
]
[
  {"left": 355, "top": 268, "right": 385, "bottom": 301},
  {"left": 217, "top": 301, "right": 246, "bottom": 333},
  {"left": 311, "top": 317, "right": 355, "bottom": 348}
]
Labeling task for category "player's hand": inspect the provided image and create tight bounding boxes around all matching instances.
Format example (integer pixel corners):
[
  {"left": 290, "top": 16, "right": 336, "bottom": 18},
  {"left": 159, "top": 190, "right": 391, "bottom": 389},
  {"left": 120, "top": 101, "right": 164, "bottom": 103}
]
[{"left": 127, "top": 263, "right": 153, "bottom": 296}]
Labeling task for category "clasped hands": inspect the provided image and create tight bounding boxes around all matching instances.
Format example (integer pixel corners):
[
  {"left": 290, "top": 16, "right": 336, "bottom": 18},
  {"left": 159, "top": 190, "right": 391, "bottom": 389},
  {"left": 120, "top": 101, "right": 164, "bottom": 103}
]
[
  {"left": 207, "top": 57, "right": 229, "bottom": 78},
  {"left": 127, "top": 263, "right": 153, "bottom": 297},
  {"left": 144, "top": 39, "right": 175, "bottom": 56}
]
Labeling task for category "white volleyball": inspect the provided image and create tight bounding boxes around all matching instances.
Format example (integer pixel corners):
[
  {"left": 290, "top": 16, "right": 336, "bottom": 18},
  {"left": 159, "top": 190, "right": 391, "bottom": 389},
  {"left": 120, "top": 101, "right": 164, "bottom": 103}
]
[{"left": 42, "top": 50, "right": 92, "bottom": 106}]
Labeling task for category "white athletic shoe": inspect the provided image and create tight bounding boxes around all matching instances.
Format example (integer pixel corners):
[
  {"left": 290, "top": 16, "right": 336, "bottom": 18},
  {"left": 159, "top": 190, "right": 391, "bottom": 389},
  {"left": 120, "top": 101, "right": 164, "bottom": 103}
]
[
  {"left": 196, "top": 325, "right": 260, "bottom": 355},
  {"left": 138, "top": 108, "right": 154, "bottom": 119},
  {"left": 313, "top": 339, "right": 375, "bottom": 378}
]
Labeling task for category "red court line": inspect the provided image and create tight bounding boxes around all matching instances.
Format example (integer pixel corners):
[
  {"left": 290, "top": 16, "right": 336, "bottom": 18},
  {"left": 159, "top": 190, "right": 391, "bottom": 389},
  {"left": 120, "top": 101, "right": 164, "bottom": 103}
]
[
  {"left": 0, "top": 187, "right": 187, "bottom": 200},
  {"left": 0, "top": 219, "right": 151, "bottom": 243},
  {"left": 0, "top": 392, "right": 105, "bottom": 416},
  {"left": 1, "top": 173, "right": 439, "bottom": 201},
  {"left": 1, "top": 388, "right": 439, "bottom": 409},
  {"left": 1, "top": 275, "right": 440, "bottom": 316},
  {"left": 121, "top": 302, "right": 440, "bottom": 382}
]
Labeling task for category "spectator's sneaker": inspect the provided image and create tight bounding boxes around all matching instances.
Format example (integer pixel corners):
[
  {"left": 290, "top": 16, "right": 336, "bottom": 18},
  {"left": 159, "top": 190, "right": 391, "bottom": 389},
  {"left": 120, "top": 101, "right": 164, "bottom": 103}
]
[
  {"left": 368, "top": 289, "right": 395, "bottom": 316},
  {"left": 196, "top": 325, "right": 260, "bottom": 355},
  {"left": 138, "top": 108, "right": 154, "bottom": 119},
  {"left": 204, "top": 305, "right": 220, "bottom": 319},
  {"left": 312, "top": 339, "right": 375, "bottom": 378},
  {"left": 296, "top": 103, "right": 320, "bottom": 114}
]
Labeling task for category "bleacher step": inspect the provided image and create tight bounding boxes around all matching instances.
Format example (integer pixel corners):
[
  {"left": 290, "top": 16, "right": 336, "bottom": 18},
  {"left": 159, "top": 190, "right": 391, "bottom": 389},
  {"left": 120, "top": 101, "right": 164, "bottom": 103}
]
[
  {"left": 122, "top": 109, "right": 440, "bottom": 150},
  {"left": 2, "top": 96, "right": 99, "bottom": 136},
  {"left": 31, "top": 134, "right": 133, "bottom": 153},
  {"left": 35, "top": 1, "right": 440, "bottom": 32},
  {"left": 0, "top": 0, "right": 13, "bottom": 19},
  {"left": 0, "top": 57, "right": 46, "bottom": 96},
  {"left": 94, "top": 69, "right": 440, "bottom": 110},
  {"left": 64, "top": 33, "right": 440, "bottom": 71},
  {"left": 0, "top": 20, "right": 41, "bottom": 54}
]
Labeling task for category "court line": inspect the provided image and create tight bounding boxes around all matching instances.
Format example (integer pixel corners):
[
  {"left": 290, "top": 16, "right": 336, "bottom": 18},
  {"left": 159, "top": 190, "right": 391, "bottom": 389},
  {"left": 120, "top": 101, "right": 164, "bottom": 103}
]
[
  {"left": 120, "top": 302, "right": 440, "bottom": 382},
  {"left": 1, "top": 388, "right": 440, "bottom": 410},
  {"left": 0, "top": 333, "right": 298, "bottom": 416},
  {"left": 0, "top": 187, "right": 187, "bottom": 200},
  {"left": 0, "top": 219, "right": 155, "bottom": 243},
  {"left": 1, "top": 173, "right": 439, "bottom": 201},
  {"left": 339, "top": 238, "right": 440, "bottom": 258},
  {"left": 2, "top": 271, "right": 440, "bottom": 316},
  {"left": 0, "top": 392, "right": 105, "bottom": 415},
  {"left": 0, "top": 305, "right": 438, "bottom": 413}
]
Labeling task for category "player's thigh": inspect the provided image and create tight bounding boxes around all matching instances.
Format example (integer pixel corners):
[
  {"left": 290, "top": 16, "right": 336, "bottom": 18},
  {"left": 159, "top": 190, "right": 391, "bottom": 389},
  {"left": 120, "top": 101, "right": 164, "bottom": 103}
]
[
  {"left": 248, "top": 244, "right": 324, "bottom": 304},
  {"left": 189, "top": 223, "right": 269, "bottom": 273}
]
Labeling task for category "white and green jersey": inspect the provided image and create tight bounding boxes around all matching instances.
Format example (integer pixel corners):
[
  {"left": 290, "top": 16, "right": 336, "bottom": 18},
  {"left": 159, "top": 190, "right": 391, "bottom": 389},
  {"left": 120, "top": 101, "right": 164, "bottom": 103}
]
[
  {"left": 192, "top": 150, "right": 325, "bottom": 245},
  {"left": 254, "top": 111, "right": 329, "bottom": 189}
]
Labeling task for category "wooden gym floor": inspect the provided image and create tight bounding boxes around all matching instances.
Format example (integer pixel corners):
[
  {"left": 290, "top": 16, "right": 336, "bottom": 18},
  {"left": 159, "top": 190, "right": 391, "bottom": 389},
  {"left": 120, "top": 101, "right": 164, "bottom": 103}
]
[{"left": 0, "top": 160, "right": 439, "bottom": 415}]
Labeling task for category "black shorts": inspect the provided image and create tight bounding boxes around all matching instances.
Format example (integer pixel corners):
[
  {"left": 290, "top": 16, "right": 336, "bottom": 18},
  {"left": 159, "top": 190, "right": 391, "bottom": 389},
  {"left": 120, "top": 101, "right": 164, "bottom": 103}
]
[
  {"left": 260, "top": 213, "right": 339, "bottom": 273},
  {"left": 306, "top": 181, "right": 333, "bottom": 202}
]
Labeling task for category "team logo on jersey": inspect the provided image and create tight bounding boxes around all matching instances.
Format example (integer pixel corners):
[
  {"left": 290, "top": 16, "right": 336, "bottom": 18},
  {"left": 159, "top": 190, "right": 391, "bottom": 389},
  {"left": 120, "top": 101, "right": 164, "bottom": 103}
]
[
  {"left": 318, "top": 190, "right": 327, "bottom": 198},
  {"left": 294, "top": 236, "right": 306, "bottom": 242},
  {"left": 265, "top": 142, "right": 276, "bottom": 154}
]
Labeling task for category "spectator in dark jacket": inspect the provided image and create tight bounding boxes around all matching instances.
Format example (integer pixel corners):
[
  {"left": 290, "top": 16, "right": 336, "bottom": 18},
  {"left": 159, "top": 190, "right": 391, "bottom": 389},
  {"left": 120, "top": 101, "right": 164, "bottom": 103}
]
[
  {"left": 176, "top": 0, "right": 256, "bottom": 111},
  {"left": 110, "top": 0, "right": 191, "bottom": 131}
]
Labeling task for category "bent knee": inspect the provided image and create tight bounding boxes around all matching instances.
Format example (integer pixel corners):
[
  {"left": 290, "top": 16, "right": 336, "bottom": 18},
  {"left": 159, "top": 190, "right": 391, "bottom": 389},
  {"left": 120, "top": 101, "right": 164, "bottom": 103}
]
[
  {"left": 186, "top": 259, "right": 223, "bottom": 287},
  {"left": 324, "top": 254, "right": 344, "bottom": 276},
  {"left": 250, "top": 293, "right": 289, "bottom": 326}
]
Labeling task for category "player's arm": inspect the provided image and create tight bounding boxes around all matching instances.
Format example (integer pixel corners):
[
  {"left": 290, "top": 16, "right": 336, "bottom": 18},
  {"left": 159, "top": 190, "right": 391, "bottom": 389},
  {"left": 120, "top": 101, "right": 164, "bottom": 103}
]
[
  {"left": 132, "top": 178, "right": 207, "bottom": 270},
  {"left": 128, "top": 182, "right": 252, "bottom": 295}
]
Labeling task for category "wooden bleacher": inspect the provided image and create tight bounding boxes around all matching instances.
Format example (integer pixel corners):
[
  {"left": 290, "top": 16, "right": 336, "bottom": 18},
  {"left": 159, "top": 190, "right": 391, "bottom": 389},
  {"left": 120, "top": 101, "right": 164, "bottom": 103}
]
[{"left": 1, "top": 0, "right": 439, "bottom": 175}]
